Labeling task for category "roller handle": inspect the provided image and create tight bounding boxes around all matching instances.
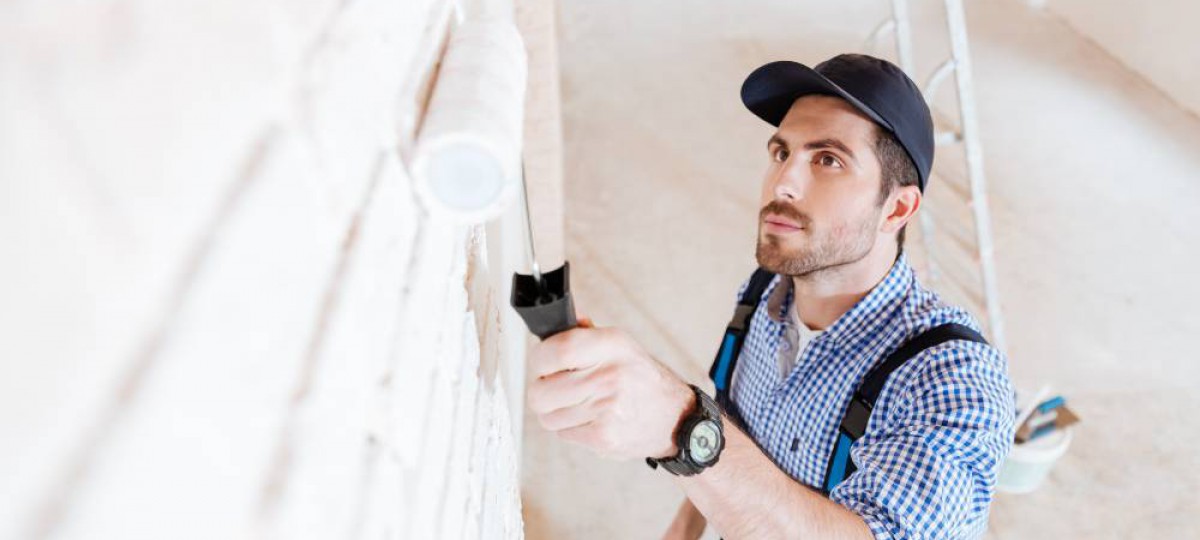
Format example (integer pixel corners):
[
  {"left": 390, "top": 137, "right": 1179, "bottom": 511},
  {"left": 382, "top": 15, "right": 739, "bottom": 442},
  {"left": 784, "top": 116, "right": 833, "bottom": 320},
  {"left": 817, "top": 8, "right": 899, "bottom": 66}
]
[{"left": 510, "top": 261, "right": 578, "bottom": 340}]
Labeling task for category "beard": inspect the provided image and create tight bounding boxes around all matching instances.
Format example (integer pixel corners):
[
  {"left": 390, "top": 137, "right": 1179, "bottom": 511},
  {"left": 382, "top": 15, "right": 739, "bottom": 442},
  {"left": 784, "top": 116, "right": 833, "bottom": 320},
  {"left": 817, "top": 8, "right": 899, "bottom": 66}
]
[{"left": 755, "top": 199, "right": 878, "bottom": 277}]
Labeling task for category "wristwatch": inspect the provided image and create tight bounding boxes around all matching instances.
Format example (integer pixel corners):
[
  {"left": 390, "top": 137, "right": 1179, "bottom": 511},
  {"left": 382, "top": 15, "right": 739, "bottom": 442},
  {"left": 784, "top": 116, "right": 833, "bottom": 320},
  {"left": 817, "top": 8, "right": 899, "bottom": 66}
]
[{"left": 646, "top": 385, "right": 725, "bottom": 476}]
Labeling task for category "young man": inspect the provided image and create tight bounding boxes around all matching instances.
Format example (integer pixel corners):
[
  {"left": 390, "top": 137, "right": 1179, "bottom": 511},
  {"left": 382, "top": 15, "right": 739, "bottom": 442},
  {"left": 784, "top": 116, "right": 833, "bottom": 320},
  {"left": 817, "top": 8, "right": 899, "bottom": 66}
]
[{"left": 526, "top": 54, "right": 1015, "bottom": 539}]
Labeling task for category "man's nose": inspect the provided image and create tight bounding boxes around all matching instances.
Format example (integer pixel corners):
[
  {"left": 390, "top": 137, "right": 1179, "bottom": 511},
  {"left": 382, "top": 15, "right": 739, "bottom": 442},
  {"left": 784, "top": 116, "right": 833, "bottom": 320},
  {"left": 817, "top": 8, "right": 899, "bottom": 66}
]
[{"left": 771, "top": 159, "right": 811, "bottom": 201}]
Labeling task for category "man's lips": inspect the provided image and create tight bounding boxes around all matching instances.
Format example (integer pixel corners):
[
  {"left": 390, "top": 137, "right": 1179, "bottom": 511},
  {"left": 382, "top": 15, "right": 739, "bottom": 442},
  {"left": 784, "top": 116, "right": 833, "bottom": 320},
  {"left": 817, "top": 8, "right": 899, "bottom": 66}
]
[{"left": 763, "top": 215, "right": 803, "bottom": 232}]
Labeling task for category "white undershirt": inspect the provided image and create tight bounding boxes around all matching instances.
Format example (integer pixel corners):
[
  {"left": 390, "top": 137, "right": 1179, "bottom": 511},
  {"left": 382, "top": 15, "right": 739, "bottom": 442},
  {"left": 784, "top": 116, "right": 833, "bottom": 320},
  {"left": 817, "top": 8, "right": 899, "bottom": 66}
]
[{"left": 779, "top": 295, "right": 824, "bottom": 379}]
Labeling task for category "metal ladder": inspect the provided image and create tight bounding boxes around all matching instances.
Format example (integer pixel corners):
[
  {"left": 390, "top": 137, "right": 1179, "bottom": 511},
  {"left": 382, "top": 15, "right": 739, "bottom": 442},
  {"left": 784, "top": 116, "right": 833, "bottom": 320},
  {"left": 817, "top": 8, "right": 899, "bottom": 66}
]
[{"left": 866, "top": 0, "right": 1007, "bottom": 353}]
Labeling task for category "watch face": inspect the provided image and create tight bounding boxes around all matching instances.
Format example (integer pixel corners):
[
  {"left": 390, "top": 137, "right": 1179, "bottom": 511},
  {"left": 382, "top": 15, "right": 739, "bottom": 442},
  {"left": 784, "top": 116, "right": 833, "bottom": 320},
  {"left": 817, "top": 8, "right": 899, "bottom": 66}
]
[{"left": 688, "top": 419, "right": 722, "bottom": 465}]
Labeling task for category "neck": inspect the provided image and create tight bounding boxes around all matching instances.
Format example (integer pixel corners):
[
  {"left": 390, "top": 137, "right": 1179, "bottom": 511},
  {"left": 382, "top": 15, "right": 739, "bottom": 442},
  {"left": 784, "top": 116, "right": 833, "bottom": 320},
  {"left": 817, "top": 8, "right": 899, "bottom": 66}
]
[{"left": 791, "top": 241, "right": 899, "bottom": 330}]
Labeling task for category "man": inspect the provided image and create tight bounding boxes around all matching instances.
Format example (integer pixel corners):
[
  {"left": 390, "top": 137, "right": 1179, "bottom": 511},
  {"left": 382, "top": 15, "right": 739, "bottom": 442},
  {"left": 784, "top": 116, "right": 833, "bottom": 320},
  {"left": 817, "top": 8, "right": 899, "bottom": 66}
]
[{"left": 527, "top": 54, "right": 1015, "bottom": 539}]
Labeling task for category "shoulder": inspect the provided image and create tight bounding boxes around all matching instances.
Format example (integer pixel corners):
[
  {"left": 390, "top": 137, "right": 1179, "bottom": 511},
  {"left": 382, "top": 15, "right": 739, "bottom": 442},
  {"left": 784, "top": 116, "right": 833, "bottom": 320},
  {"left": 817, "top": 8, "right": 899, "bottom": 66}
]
[
  {"left": 901, "top": 332, "right": 1013, "bottom": 420},
  {"left": 883, "top": 288, "right": 1015, "bottom": 425},
  {"left": 896, "top": 278, "right": 1003, "bottom": 367}
]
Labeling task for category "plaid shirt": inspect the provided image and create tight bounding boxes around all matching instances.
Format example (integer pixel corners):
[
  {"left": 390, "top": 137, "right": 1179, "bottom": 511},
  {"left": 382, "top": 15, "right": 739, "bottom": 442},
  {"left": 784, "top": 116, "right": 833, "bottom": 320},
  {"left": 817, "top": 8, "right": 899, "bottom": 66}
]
[{"left": 727, "top": 255, "right": 1015, "bottom": 539}]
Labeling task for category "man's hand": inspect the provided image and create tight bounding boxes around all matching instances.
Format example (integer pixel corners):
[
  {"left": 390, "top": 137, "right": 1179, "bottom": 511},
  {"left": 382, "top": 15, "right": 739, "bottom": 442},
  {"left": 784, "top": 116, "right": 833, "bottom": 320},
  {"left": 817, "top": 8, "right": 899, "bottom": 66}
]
[{"left": 527, "top": 320, "right": 694, "bottom": 460}]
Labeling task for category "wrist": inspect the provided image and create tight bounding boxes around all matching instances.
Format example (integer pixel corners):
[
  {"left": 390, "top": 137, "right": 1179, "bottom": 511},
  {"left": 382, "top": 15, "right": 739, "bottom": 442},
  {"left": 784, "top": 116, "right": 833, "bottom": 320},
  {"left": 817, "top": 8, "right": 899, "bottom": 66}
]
[
  {"left": 658, "top": 383, "right": 698, "bottom": 458},
  {"left": 647, "top": 385, "right": 725, "bottom": 476}
]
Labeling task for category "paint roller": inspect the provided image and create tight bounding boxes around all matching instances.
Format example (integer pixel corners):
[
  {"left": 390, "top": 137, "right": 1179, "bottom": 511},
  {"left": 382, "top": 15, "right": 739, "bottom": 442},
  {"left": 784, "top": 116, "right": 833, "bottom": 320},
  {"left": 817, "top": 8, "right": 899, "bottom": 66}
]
[{"left": 410, "top": 18, "right": 577, "bottom": 340}]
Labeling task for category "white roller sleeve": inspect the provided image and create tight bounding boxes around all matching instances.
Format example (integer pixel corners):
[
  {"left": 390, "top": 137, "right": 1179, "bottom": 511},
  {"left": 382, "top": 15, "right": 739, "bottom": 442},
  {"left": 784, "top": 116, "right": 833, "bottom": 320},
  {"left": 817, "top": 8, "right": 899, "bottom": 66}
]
[{"left": 411, "top": 19, "right": 528, "bottom": 222}]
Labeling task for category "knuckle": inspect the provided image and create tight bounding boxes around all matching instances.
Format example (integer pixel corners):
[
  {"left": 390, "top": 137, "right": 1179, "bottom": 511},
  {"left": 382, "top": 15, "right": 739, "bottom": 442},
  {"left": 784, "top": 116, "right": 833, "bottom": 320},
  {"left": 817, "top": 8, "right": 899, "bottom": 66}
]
[
  {"left": 591, "top": 394, "right": 615, "bottom": 414},
  {"left": 538, "top": 411, "right": 560, "bottom": 431},
  {"left": 591, "top": 365, "right": 620, "bottom": 397},
  {"left": 552, "top": 334, "right": 573, "bottom": 359},
  {"left": 557, "top": 328, "right": 586, "bottom": 355},
  {"left": 607, "top": 366, "right": 627, "bottom": 394}
]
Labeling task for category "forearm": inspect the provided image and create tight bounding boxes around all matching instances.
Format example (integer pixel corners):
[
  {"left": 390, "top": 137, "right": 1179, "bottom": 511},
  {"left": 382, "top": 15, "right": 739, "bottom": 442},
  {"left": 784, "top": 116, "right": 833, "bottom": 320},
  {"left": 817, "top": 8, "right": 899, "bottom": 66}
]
[
  {"left": 663, "top": 498, "right": 707, "bottom": 540},
  {"left": 526, "top": 326, "right": 870, "bottom": 537},
  {"left": 674, "top": 415, "right": 874, "bottom": 539}
]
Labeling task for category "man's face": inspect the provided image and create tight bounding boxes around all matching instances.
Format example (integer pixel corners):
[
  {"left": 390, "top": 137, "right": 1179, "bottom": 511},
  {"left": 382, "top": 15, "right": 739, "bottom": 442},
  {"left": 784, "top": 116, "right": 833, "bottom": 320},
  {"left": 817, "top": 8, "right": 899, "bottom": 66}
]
[{"left": 756, "top": 95, "right": 887, "bottom": 277}]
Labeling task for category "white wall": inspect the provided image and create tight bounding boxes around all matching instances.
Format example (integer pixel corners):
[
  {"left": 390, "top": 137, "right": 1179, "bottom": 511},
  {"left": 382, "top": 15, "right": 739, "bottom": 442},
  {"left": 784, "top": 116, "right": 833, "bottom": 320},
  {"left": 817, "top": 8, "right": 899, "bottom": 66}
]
[
  {"left": 1044, "top": 0, "right": 1200, "bottom": 116},
  {"left": 0, "top": 1, "right": 525, "bottom": 538}
]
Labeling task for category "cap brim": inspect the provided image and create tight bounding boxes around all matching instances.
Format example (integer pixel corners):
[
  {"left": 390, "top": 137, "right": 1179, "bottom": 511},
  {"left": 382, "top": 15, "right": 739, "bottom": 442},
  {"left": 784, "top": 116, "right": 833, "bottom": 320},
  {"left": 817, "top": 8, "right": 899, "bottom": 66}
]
[{"left": 740, "top": 60, "right": 893, "bottom": 132}]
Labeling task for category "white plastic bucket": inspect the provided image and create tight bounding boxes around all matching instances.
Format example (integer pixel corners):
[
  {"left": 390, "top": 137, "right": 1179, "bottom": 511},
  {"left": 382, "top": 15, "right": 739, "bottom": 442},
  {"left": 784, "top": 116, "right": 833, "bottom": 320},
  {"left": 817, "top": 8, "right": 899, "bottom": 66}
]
[{"left": 995, "top": 427, "right": 1072, "bottom": 494}]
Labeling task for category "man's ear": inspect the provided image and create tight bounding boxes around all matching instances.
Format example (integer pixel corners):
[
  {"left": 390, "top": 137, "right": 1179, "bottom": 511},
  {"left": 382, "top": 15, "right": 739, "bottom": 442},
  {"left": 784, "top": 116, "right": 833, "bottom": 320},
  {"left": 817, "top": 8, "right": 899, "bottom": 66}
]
[{"left": 881, "top": 185, "right": 921, "bottom": 234}]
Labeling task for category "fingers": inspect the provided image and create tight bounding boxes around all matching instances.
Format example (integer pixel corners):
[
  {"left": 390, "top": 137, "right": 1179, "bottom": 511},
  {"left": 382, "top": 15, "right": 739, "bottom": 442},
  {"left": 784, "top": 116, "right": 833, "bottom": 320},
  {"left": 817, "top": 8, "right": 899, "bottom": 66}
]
[
  {"left": 556, "top": 421, "right": 608, "bottom": 451},
  {"left": 536, "top": 395, "right": 612, "bottom": 432},
  {"left": 529, "top": 364, "right": 627, "bottom": 457},
  {"left": 528, "top": 368, "right": 586, "bottom": 414},
  {"left": 525, "top": 322, "right": 680, "bottom": 461},
  {"left": 529, "top": 326, "right": 621, "bottom": 377},
  {"left": 528, "top": 363, "right": 615, "bottom": 415}
]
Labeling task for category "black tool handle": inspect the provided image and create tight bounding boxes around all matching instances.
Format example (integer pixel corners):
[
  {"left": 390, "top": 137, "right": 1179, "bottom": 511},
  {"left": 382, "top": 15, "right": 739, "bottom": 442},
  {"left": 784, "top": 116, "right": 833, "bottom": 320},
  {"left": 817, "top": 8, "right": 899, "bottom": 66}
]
[{"left": 511, "top": 261, "right": 578, "bottom": 340}]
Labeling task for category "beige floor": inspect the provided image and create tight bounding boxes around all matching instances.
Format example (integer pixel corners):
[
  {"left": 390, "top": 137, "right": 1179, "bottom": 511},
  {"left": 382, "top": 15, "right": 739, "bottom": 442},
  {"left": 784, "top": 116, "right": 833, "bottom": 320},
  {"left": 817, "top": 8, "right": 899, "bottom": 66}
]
[{"left": 522, "top": 1, "right": 1200, "bottom": 538}]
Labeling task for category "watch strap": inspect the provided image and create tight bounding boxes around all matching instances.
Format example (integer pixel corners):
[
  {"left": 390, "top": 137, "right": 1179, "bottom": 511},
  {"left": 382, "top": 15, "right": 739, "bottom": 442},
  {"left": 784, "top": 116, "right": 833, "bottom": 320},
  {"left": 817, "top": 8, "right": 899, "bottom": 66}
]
[{"left": 645, "top": 385, "right": 723, "bottom": 476}]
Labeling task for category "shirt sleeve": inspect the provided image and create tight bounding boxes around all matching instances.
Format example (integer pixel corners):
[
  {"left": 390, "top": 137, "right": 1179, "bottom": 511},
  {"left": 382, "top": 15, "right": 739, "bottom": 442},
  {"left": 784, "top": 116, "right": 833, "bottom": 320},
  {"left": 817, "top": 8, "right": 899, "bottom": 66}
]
[{"left": 829, "top": 340, "right": 1016, "bottom": 540}]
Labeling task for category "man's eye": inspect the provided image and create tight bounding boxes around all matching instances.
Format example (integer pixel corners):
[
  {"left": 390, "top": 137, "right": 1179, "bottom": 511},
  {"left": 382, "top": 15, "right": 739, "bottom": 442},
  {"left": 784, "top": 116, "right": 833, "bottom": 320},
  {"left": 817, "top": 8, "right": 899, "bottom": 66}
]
[
  {"left": 772, "top": 147, "right": 790, "bottom": 163},
  {"left": 816, "top": 153, "right": 843, "bottom": 168}
]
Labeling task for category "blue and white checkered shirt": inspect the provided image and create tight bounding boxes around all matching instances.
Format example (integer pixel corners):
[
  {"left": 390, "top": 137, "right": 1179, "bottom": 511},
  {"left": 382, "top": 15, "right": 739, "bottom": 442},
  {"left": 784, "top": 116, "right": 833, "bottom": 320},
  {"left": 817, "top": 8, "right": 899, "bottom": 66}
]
[{"left": 727, "top": 254, "right": 1015, "bottom": 539}]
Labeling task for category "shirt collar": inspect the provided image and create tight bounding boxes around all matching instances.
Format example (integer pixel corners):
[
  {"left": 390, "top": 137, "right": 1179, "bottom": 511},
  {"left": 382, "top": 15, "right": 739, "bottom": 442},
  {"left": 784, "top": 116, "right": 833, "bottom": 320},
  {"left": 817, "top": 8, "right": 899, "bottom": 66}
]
[{"left": 764, "top": 254, "right": 915, "bottom": 346}]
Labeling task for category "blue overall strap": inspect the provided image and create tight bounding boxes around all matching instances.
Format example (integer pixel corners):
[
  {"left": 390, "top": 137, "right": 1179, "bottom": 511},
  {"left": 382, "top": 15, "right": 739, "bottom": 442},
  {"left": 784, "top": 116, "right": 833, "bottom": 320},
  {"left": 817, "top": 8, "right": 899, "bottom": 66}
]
[
  {"left": 822, "top": 323, "right": 988, "bottom": 495},
  {"left": 709, "top": 268, "right": 776, "bottom": 410}
]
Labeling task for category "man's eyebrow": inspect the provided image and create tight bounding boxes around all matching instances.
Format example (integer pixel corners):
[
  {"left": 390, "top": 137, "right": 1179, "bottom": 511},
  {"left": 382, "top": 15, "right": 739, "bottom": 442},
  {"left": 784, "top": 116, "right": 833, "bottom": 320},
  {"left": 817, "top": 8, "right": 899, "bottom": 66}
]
[{"left": 767, "top": 133, "right": 788, "bottom": 149}]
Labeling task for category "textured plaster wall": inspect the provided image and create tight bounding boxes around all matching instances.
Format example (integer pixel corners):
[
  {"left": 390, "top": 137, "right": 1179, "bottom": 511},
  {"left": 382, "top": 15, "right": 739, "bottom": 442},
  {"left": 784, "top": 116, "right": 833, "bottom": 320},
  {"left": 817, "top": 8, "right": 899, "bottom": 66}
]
[
  {"left": 0, "top": 1, "right": 525, "bottom": 538},
  {"left": 1044, "top": 0, "right": 1200, "bottom": 117}
]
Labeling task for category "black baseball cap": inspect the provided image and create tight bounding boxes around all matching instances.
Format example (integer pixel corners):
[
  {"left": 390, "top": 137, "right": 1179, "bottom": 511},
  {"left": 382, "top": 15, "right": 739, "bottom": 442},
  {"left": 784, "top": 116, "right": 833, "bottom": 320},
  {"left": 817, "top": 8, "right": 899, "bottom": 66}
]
[{"left": 740, "top": 54, "right": 935, "bottom": 191}]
